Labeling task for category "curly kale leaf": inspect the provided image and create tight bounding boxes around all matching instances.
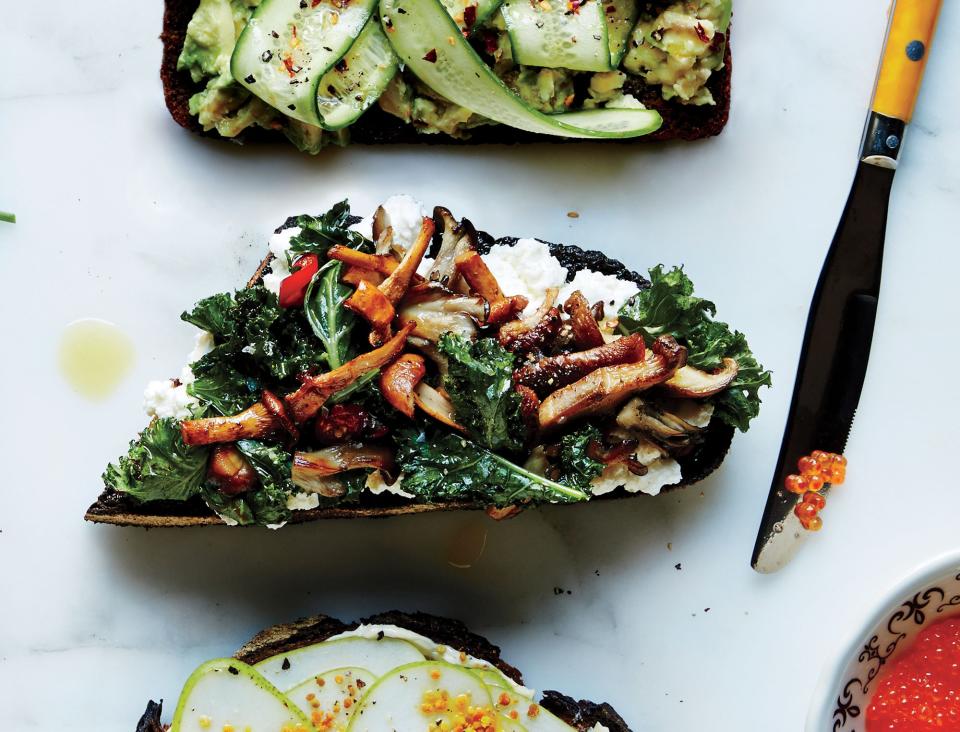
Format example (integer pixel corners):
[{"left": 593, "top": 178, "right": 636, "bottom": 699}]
[
  {"left": 103, "top": 418, "right": 209, "bottom": 502},
  {"left": 556, "top": 424, "right": 605, "bottom": 490},
  {"left": 394, "top": 427, "right": 587, "bottom": 506},
  {"left": 438, "top": 333, "right": 525, "bottom": 452},
  {"left": 182, "top": 286, "right": 327, "bottom": 413},
  {"left": 288, "top": 200, "right": 370, "bottom": 257},
  {"left": 618, "top": 265, "right": 772, "bottom": 432}
]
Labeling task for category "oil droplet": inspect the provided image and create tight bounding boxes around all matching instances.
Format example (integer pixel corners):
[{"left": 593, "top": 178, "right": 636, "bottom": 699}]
[
  {"left": 446, "top": 519, "right": 488, "bottom": 569},
  {"left": 59, "top": 318, "right": 135, "bottom": 400}
]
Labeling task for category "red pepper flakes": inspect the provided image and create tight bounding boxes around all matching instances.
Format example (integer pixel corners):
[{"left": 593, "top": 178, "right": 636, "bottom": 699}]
[
  {"left": 423, "top": 48, "right": 438, "bottom": 62},
  {"left": 463, "top": 3, "right": 478, "bottom": 28},
  {"left": 694, "top": 22, "right": 709, "bottom": 43}
]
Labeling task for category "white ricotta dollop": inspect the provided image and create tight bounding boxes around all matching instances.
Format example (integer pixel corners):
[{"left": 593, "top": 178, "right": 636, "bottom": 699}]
[
  {"left": 261, "top": 227, "right": 301, "bottom": 296},
  {"left": 559, "top": 269, "right": 640, "bottom": 318},
  {"left": 286, "top": 491, "right": 320, "bottom": 511},
  {"left": 142, "top": 379, "right": 198, "bottom": 420},
  {"left": 380, "top": 194, "right": 428, "bottom": 250},
  {"left": 365, "top": 470, "right": 415, "bottom": 499},
  {"left": 483, "top": 238, "right": 569, "bottom": 312},
  {"left": 143, "top": 331, "right": 216, "bottom": 420},
  {"left": 590, "top": 458, "right": 683, "bottom": 497}
]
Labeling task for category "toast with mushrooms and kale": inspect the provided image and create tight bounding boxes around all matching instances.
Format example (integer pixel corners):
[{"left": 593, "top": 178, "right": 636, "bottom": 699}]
[
  {"left": 87, "top": 197, "right": 768, "bottom": 528},
  {"left": 161, "top": 0, "right": 731, "bottom": 154},
  {"left": 134, "top": 611, "right": 633, "bottom": 731}
]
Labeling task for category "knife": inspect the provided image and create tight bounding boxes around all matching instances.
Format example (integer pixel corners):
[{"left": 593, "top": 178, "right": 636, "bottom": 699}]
[{"left": 751, "top": 0, "right": 943, "bottom": 573}]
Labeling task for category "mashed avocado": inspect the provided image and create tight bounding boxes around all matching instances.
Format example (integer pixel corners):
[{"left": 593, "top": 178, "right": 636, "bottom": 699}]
[
  {"left": 177, "top": 0, "right": 334, "bottom": 153},
  {"left": 177, "top": 0, "right": 729, "bottom": 149},
  {"left": 622, "top": 0, "right": 730, "bottom": 105}
]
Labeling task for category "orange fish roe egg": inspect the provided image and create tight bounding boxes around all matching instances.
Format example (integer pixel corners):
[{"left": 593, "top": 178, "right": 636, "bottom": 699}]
[
  {"left": 431, "top": 669, "right": 442, "bottom": 680},
  {"left": 316, "top": 677, "right": 325, "bottom": 687},
  {"left": 866, "top": 617, "right": 960, "bottom": 730},
  {"left": 509, "top": 709, "right": 519, "bottom": 720},
  {"left": 498, "top": 692, "right": 511, "bottom": 707},
  {"left": 305, "top": 693, "right": 316, "bottom": 702},
  {"left": 527, "top": 703, "right": 540, "bottom": 718},
  {"left": 334, "top": 675, "right": 344, "bottom": 684},
  {"left": 343, "top": 698, "right": 353, "bottom": 709}
]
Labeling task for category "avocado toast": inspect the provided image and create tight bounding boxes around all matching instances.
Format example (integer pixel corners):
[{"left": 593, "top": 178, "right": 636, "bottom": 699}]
[
  {"left": 88, "top": 197, "right": 768, "bottom": 528},
  {"left": 161, "top": 0, "right": 732, "bottom": 153},
  {"left": 134, "top": 610, "right": 633, "bottom": 731}
]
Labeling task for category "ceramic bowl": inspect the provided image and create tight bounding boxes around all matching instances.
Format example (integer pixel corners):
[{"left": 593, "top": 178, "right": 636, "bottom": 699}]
[{"left": 806, "top": 549, "right": 960, "bottom": 731}]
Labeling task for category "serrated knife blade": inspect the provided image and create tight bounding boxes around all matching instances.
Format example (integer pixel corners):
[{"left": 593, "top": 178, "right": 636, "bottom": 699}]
[{"left": 751, "top": 0, "right": 942, "bottom": 573}]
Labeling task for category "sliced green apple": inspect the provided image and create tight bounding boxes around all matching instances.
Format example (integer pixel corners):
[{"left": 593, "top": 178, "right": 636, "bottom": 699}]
[
  {"left": 170, "top": 658, "right": 309, "bottom": 732},
  {"left": 255, "top": 636, "right": 424, "bottom": 691},
  {"left": 346, "top": 661, "right": 493, "bottom": 731},
  {"left": 500, "top": 716, "right": 530, "bottom": 731},
  {"left": 287, "top": 666, "right": 375, "bottom": 728},
  {"left": 486, "top": 685, "right": 575, "bottom": 732}
]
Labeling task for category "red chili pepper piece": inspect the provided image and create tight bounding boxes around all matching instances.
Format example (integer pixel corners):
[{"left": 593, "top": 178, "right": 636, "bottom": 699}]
[{"left": 278, "top": 254, "right": 320, "bottom": 308}]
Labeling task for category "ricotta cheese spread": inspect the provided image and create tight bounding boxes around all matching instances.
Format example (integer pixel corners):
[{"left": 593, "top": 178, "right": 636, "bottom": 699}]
[
  {"left": 379, "top": 194, "right": 428, "bottom": 250},
  {"left": 590, "top": 457, "right": 683, "bottom": 497},
  {"left": 143, "top": 331, "right": 215, "bottom": 420},
  {"left": 261, "top": 227, "right": 300, "bottom": 296},
  {"left": 483, "top": 238, "right": 569, "bottom": 312}
]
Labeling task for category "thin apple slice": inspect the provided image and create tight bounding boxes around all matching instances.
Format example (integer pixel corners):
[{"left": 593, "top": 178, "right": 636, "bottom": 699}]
[
  {"left": 347, "top": 661, "right": 493, "bottom": 731},
  {"left": 484, "top": 684, "right": 576, "bottom": 732},
  {"left": 287, "top": 666, "right": 375, "bottom": 729},
  {"left": 255, "top": 636, "right": 424, "bottom": 692},
  {"left": 170, "top": 658, "right": 308, "bottom": 732}
]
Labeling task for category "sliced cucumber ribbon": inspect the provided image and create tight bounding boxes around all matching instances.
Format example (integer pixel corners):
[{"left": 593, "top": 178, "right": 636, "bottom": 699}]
[
  {"left": 231, "top": 0, "right": 380, "bottom": 128},
  {"left": 381, "top": 0, "right": 661, "bottom": 138},
  {"left": 500, "top": 0, "right": 611, "bottom": 73}
]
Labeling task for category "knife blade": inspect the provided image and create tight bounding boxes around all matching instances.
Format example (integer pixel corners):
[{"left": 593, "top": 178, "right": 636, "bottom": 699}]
[{"left": 752, "top": 0, "right": 942, "bottom": 573}]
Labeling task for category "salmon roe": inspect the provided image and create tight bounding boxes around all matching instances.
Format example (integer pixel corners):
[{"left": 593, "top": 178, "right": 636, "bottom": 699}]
[{"left": 866, "top": 616, "right": 960, "bottom": 730}]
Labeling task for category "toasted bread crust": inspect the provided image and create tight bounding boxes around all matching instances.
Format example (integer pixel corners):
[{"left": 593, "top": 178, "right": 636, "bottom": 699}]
[
  {"left": 160, "top": 0, "right": 731, "bottom": 147},
  {"left": 134, "top": 612, "right": 632, "bottom": 731},
  {"left": 87, "top": 227, "right": 735, "bottom": 527}
]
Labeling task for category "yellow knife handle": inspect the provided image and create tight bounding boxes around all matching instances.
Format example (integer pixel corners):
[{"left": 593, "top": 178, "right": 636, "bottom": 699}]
[
  {"left": 862, "top": 0, "right": 942, "bottom": 167},
  {"left": 873, "top": 0, "right": 942, "bottom": 122}
]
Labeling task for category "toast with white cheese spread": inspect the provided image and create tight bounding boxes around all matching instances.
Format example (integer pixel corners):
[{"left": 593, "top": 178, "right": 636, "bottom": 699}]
[
  {"left": 134, "top": 611, "right": 633, "bottom": 731},
  {"left": 87, "top": 197, "right": 767, "bottom": 528},
  {"left": 161, "top": 0, "right": 732, "bottom": 153}
]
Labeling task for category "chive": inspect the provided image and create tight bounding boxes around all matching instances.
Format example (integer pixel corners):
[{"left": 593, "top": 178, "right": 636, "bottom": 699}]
[{"left": 0, "top": 211, "right": 15, "bottom": 224}]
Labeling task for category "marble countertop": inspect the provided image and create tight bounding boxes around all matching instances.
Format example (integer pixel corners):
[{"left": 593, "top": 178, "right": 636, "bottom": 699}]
[{"left": 1, "top": 1, "right": 959, "bottom": 729}]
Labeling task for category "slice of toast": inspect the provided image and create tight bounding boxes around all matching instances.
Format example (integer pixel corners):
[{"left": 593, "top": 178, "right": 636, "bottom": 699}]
[
  {"left": 85, "top": 224, "right": 734, "bottom": 527},
  {"left": 134, "top": 610, "right": 634, "bottom": 731},
  {"left": 160, "top": 0, "right": 731, "bottom": 147}
]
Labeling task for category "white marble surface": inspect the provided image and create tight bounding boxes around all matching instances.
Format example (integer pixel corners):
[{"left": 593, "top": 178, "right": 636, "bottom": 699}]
[{"left": 1, "top": 1, "right": 959, "bottom": 729}]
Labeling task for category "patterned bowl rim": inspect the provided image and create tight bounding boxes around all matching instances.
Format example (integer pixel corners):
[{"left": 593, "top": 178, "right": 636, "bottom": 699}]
[{"left": 805, "top": 547, "right": 960, "bottom": 731}]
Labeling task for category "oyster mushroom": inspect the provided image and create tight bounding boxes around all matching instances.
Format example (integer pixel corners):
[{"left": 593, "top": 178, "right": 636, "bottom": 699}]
[
  {"left": 563, "top": 290, "right": 605, "bottom": 350},
  {"left": 398, "top": 282, "right": 485, "bottom": 343},
  {"left": 427, "top": 206, "right": 476, "bottom": 292},
  {"left": 661, "top": 358, "right": 739, "bottom": 398},
  {"left": 380, "top": 353, "right": 427, "bottom": 418},
  {"left": 513, "top": 333, "right": 646, "bottom": 397},
  {"left": 498, "top": 288, "right": 561, "bottom": 356},
  {"left": 455, "top": 248, "right": 528, "bottom": 324},
  {"left": 292, "top": 444, "right": 397, "bottom": 496},
  {"left": 616, "top": 397, "right": 705, "bottom": 450},
  {"left": 538, "top": 335, "right": 686, "bottom": 431},
  {"left": 413, "top": 382, "right": 465, "bottom": 431}
]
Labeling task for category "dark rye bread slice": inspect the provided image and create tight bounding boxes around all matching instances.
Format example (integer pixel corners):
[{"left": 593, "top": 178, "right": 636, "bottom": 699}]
[
  {"left": 160, "top": 0, "right": 730, "bottom": 147},
  {"left": 85, "top": 226, "right": 735, "bottom": 527},
  {"left": 134, "top": 611, "right": 633, "bottom": 731}
]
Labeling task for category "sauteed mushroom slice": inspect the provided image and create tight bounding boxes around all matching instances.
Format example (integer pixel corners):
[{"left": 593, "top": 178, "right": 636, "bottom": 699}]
[
  {"left": 538, "top": 335, "right": 686, "bottom": 431},
  {"left": 398, "top": 282, "right": 484, "bottom": 343},
  {"left": 498, "top": 288, "right": 561, "bottom": 356},
  {"left": 380, "top": 217, "right": 435, "bottom": 304},
  {"left": 380, "top": 353, "right": 427, "bottom": 418},
  {"left": 513, "top": 333, "right": 646, "bottom": 397},
  {"left": 181, "top": 401, "right": 282, "bottom": 446},
  {"left": 661, "top": 358, "right": 739, "bottom": 398},
  {"left": 413, "top": 382, "right": 466, "bottom": 431},
  {"left": 207, "top": 445, "right": 258, "bottom": 496},
  {"left": 454, "top": 249, "right": 528, "bottom": 324},
  {"left": 292, "top": 444, "right": 397, "bottom": 495},
  {"left": 428, "top": 206, "right": 475, "bottom": 292},
  {"left": 563, "top": 290, "right": 605, "bottom": 350},
  {"left": 345, "top": 279, "right": 396, "bottom": 345}
]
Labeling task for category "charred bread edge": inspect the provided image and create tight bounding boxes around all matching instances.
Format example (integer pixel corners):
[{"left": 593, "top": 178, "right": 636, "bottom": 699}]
[
  {"left": 86, "top": 221, "right": 735, "bottom": 526},
  {"left": 134, "top": 611, "right": 632, "bottom": 732},
  {"left": 160, "top": 0, "right": 730, "bottom": 146}
]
